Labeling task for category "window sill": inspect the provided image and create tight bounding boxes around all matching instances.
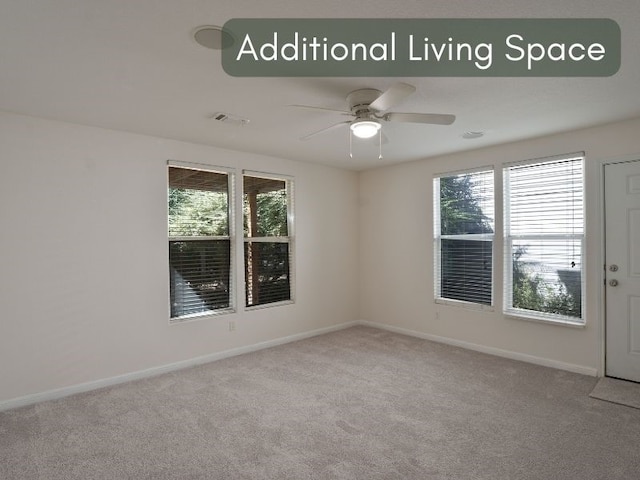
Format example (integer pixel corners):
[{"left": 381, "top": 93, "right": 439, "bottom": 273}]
[
  {"left": 170, "top": 307, "right": 235, "bottom": 325},
  {"left": 504, "top": 310, "right": 585, "bottom": 328},
  {"left": 435, "top": 297, "right": 495, "bottom": 312},
  {"left": 245, "top": 300, "right": 294, "bottom": 312}
]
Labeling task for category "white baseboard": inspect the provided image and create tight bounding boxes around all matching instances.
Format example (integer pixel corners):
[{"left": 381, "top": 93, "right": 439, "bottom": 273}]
[
  {"left": 0, "top": 321, "right": 359, "bottom": 412},
  {"left": 357, "top": 320, "right": 598, "bottom": 377},
  {"left": 0, "top": 319, "right": 598, "bottom": 411}
]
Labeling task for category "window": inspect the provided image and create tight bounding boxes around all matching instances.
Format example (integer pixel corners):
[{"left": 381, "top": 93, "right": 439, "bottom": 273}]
[
  {"left": 168, "top": 164, "right": 233, "bottom": 321},
  {"left": 243, "top": 173, "right": 293, "bottom": 308},
  {"left": 434, "top": 169, "right": 494, "bottom": 306},
  {"left": 503, "top": 154, "right": 584, "bottom": 324}
]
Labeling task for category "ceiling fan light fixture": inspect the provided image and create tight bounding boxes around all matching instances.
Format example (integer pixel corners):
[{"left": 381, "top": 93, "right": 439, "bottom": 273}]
[{"left": 350, "top": 120, "right": 381, "bottom": 139}]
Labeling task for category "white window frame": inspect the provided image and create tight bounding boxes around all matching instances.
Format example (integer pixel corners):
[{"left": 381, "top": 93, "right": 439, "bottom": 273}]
[
  {"left": 434, "top": 167, "right": 495, "bottom": 309},
  {"left": 242, "top": 170, "right": 295, "bottom": 310},
  {"left": 167, "top": 160, "right": 235, "bottom": 323},
  {"left": 503, "top": 153, "right": 585, "bottom": 326}
]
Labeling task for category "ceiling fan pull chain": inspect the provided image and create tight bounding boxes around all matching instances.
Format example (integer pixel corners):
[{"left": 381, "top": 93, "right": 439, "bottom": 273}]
[
  {"left": 378, "top": 128, "right": 383, "bottom": 159},
  {"left": 349, "top": 129, "right": 353, "bottom": 158}
]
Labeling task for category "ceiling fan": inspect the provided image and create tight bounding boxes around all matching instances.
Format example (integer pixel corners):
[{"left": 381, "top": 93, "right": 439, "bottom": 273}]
[{"left": 290, "top": 82, "right": 456, "bottom": 144}]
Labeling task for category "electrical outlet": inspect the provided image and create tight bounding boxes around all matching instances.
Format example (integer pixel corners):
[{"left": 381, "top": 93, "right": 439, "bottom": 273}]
[{"left": 229, "top": 321, "right": 236, "bottom": 332}]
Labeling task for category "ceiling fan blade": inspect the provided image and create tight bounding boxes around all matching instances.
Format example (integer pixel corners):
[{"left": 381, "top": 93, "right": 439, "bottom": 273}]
[
  {"left": 301, "top": 121, "right": 351, "bottom": 140},
  {"left": 369, "top": 82, "right": 416, "bottom": 112},
  {"left": 383, "top": 112, "right": 456, "bottom": 125},
  {"left": 288, "top": 104, "right": 351, "bottom": 115}
]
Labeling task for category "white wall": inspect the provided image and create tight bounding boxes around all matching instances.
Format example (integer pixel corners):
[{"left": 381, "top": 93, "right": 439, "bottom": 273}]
[
  {"left": 359, "top": 117, "right": 640, "bottom": 374},
  {"left": 0, "top": 111, "right": 359, "bottom": 404},
  {"left": 5, "top": 110, "right": 640, "bottom": 407}
]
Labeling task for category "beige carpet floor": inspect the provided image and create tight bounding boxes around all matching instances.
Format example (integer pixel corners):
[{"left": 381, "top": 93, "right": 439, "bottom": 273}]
[{"left": 2, "top": 326, "right": 640, "bottom": 479}]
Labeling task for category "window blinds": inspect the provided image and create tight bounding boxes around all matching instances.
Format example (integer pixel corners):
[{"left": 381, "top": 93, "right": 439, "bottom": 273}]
[
  {"left": 243, "top": 174, "right": 292, "bottom": 308},
  {"left": 168, "top": 166, "right": 232, "bottom": 319},
  {"left": 504, "top": 155, "right": 584, "bottom": 321},
  {"left": 434, "top": 169, "right": 494, "bottom": 306}
]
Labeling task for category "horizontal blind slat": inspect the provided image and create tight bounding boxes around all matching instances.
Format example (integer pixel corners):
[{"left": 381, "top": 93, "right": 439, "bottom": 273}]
[
  {"left": 169, "top": 240, "right": 232, "bottom": 318},
  {"left": 244, "top": 241, "right": 291, "bottom": 308}
]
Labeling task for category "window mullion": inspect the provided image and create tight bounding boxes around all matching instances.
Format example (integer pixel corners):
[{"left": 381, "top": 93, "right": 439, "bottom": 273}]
[{"left": 243, "top": 237, "right": 290, "bottom": 243}]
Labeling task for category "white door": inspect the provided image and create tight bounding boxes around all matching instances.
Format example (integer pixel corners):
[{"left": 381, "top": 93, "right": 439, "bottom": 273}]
[{"left": 605, "top": 160, "right": 640, "bottom": 382}]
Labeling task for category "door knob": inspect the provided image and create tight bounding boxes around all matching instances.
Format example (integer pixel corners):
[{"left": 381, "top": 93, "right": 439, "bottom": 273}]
[{"left": 609, "top": 279, "right": 619, "bottom": 287}]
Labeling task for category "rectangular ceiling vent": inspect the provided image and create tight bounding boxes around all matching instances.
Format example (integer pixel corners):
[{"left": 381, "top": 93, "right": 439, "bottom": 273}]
[{"left": 209, "top": 112, "right": 249, "bottom": 127}]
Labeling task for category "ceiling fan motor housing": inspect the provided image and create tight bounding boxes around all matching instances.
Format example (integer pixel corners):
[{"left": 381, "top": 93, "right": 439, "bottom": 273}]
[{"left": 347, "top": 88, "right": 382, "bottom": 118}]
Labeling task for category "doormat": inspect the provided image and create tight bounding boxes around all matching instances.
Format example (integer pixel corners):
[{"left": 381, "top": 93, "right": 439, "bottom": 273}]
[{"left": 589, "top": 377, "right": 640, "bottom": 409}]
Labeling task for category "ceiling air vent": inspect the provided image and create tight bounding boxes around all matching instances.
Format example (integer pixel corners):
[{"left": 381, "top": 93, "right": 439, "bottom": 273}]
[
  {"left": 462, "top": 131, "right": 484, "bottom": 139},
  {"left": 208, "top": 112, "right": 250, "bottom": 127}
]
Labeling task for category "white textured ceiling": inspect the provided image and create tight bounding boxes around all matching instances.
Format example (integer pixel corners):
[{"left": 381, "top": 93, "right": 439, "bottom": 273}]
[{"left": 1, "top": 0, "right": 639, "bottom": 170}]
